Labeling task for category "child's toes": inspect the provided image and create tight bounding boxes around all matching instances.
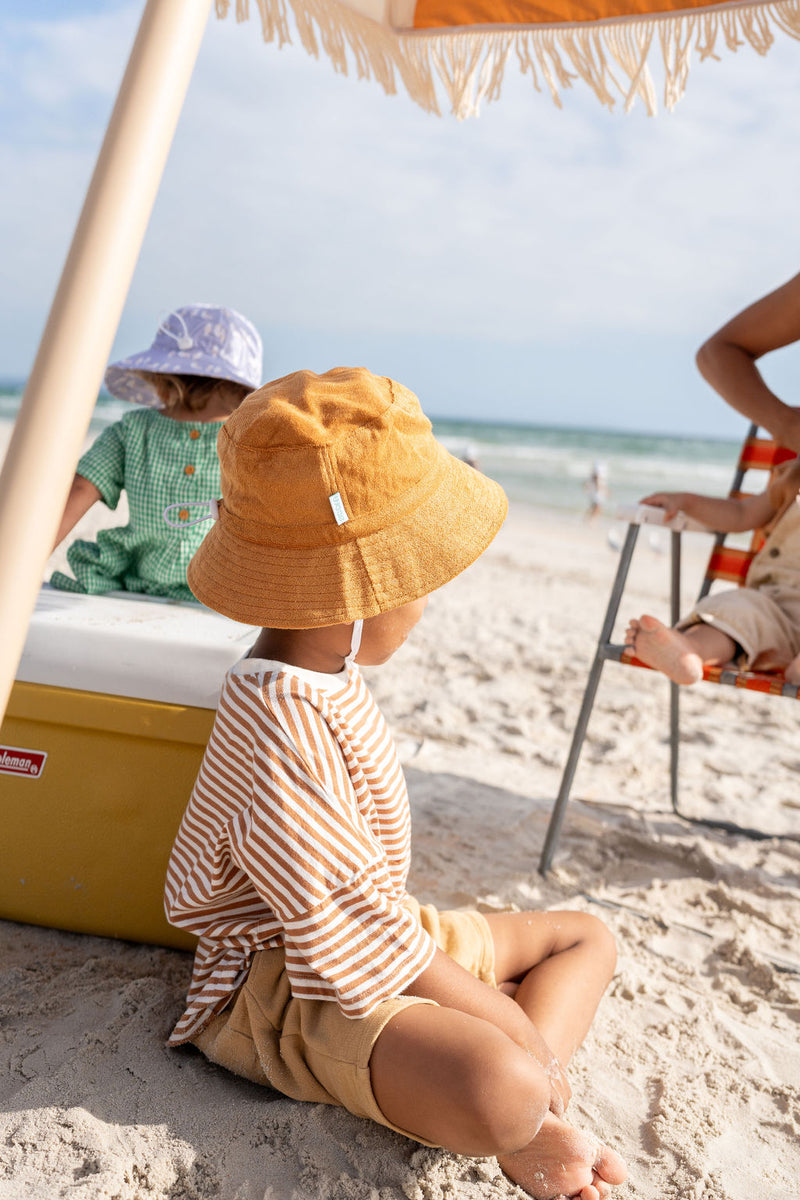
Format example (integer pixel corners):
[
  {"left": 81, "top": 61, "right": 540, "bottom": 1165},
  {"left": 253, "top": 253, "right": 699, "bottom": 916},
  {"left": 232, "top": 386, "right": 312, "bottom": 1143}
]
[{"left": 593, "top": 1146, "right": 628, "bottom": 1186}]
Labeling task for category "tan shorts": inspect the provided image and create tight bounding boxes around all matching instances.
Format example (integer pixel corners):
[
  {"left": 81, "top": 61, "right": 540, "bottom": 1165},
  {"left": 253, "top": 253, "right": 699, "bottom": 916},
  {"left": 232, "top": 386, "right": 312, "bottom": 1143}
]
[
  {"left": 191, "top": 899, "right": 496, "bottom": 1145},
  {"left": 680, "top": 583, "right": 800, "bottom": 670}
]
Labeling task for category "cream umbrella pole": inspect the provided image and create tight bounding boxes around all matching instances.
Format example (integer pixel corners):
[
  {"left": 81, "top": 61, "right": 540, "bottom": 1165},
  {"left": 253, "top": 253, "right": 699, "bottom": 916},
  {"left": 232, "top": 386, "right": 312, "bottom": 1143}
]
[{"left": 0, "top": 0, "right": 213, "bottom": 723}]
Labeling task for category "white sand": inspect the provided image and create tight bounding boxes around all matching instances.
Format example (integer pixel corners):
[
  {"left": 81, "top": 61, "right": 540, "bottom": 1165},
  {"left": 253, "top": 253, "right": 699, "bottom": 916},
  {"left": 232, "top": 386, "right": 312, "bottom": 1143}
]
[{"left": 2, "top": 429, "right": 799, "bottom": 1199}]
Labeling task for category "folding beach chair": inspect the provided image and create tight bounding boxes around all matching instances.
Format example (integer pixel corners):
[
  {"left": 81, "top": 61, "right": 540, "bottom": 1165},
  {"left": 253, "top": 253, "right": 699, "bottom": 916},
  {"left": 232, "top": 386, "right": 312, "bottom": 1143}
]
[{"left": 539, "top": 421, "right": 799, "bottom": 874}]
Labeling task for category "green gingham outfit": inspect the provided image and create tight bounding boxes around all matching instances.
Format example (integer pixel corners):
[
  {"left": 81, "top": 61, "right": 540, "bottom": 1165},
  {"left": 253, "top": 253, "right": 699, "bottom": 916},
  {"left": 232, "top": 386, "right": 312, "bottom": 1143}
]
[{"left": 50, "top": 409, "right": 221, "bottom": 601}]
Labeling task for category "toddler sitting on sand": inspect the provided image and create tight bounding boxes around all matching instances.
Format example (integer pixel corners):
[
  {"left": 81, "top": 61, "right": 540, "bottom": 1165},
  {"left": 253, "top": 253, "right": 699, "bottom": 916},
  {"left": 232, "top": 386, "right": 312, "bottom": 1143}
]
[
  {"left": 626, "top": 457, "right": 800, "bottom": 685},
  {"left": 165, "top": 368, "right": 628, "bottom": 1200}
]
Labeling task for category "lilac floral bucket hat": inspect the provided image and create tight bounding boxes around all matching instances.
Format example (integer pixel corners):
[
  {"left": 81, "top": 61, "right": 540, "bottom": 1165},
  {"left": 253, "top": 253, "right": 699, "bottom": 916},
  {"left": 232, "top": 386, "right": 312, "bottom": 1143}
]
[{"left": 104, "top": 304, "right": 263, "bottom": 407}]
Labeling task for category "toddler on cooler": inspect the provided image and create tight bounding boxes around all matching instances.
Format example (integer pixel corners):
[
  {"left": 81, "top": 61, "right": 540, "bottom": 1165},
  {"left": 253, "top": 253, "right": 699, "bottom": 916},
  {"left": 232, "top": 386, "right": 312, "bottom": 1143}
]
[{"left": 50, "top": 304, "right": 262, "bottom": 601}]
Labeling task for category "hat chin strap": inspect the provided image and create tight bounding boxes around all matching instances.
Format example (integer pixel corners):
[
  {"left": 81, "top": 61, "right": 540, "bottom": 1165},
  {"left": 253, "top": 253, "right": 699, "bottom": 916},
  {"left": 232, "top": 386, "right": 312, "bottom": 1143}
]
[{"left": 344, "top": 619, "right": 363, "bottom": 667}]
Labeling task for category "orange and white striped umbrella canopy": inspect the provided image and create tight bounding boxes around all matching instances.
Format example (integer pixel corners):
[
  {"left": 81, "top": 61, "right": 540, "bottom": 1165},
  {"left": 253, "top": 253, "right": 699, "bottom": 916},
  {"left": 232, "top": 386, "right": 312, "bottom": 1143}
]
[{"left": 217, "top": 0, "right": 800, "bottom": 115}]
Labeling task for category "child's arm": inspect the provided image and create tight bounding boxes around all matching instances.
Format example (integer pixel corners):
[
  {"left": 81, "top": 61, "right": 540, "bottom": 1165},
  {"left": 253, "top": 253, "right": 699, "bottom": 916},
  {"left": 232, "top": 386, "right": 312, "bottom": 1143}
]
[
  {"left": 52, "top": 473, "right": 103, "bottom": 550},
  {"left": 403, "top": 947, "right": 570, "bottom": 1116},
  {"left": 696, "top": 271, "right": 800, "bottom": 451},
  {"left": 51, "top": 421, "right": 126, "bottom": 551},
  {"left": 640, "top": 489, "right": 776, "bottom": 533}
]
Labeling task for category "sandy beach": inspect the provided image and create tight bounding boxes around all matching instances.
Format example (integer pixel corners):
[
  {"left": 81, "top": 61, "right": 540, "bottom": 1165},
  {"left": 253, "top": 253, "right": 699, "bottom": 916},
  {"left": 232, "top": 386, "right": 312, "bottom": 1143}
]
[{"left": 2, "top": 434, "right": 799, "bottom": 1199}]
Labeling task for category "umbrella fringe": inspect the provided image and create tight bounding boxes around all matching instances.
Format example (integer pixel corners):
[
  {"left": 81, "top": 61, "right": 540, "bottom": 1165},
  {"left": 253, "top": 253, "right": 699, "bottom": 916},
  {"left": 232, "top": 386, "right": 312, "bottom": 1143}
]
[{"left": 216, "top": 0, "right": 800, "bottom": 117}]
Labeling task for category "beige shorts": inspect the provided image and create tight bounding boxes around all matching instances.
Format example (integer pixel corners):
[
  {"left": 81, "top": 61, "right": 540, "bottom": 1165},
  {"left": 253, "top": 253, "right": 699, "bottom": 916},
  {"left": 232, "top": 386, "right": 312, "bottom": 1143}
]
[
  {"left": 680, "top": 583, "right": 800, "bottom": 670},
  {"left": 191, "top": 899, "right": 496, "bottom": 1144}
]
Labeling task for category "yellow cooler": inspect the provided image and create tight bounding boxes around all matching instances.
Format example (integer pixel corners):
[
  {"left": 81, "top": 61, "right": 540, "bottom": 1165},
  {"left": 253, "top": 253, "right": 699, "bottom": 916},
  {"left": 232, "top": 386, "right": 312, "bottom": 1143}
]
[{"left": 0, "top": 588, "right": 256, "bottom": 950}]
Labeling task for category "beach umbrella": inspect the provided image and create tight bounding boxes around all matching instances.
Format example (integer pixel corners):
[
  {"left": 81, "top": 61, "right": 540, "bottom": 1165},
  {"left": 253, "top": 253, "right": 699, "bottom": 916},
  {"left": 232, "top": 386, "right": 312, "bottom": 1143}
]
[
  {"left": 0, "top": 0, "right": 798, "bottom": 722},
  {"left": 217, "top": 0, "right": 800, "bottom": 118}
]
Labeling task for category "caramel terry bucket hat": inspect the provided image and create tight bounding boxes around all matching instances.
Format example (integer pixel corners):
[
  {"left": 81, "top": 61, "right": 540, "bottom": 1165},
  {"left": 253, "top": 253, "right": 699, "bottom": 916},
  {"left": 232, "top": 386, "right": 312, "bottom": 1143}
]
[{"left": 187, "top": 367, "right": 507, "bottom": 628}]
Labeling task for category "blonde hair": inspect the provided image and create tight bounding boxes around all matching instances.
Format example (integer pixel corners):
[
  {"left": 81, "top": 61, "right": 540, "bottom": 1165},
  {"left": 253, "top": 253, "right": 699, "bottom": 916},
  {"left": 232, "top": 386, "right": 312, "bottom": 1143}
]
[{"left": 135, "top": 371, "right": 251, "bottom": 415}]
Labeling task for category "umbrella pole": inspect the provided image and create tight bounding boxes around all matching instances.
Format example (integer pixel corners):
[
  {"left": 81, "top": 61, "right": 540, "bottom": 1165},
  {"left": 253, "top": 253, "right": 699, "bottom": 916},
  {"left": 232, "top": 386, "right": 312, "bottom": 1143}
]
[{"left": 0, "top": 0, "right": 213, "bottom": 724}]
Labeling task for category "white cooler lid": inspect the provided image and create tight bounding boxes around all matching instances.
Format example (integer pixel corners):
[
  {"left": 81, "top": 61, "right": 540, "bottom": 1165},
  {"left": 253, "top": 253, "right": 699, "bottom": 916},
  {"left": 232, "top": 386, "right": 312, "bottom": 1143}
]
[{"left": 17, "top": 588, "right": 258, "bottom": 709}]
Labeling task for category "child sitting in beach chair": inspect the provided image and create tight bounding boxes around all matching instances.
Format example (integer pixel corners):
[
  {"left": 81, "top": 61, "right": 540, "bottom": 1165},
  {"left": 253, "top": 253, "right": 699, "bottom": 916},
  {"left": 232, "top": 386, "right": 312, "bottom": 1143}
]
[
  {"left": 164, "top": 368, "right": 628, "bottom": 1200},
  {"left": 626, "top": 457, "right": 800, "bottom": 685},
  {"left": 50, "top": 304, "right": 262, "bottom": 602}
]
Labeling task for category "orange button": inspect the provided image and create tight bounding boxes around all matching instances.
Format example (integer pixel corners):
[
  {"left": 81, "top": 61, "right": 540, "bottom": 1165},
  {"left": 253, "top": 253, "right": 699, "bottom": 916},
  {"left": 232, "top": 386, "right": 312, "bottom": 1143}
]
[
  {"left": 179, "top": 509, "right": 189, "bottom": 521},
  {"left": 189, "top": 429, "right": 200, "bottom": 440},
  {"left": 184, "top": 465, "right": 195, "bottom": 476}
]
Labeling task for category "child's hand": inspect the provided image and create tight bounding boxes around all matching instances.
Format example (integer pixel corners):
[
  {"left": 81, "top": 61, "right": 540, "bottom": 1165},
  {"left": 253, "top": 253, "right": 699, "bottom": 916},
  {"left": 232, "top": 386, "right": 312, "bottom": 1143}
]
[{"left": 639, "top": 492, "right": 687, "bottom": 522}]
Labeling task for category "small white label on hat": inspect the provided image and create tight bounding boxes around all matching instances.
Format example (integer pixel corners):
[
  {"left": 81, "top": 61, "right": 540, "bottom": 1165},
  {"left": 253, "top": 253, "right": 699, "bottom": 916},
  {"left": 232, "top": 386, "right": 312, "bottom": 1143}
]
[{"left": 329, "top": 492, "right": 348, "bottom": 525}]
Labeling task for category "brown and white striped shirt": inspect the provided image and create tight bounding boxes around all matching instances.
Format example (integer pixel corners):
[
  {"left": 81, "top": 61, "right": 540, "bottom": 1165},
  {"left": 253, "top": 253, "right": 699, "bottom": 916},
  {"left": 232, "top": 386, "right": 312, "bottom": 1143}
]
[{"left": 165, "top": 658, "right": 435, "bottom": 1045}]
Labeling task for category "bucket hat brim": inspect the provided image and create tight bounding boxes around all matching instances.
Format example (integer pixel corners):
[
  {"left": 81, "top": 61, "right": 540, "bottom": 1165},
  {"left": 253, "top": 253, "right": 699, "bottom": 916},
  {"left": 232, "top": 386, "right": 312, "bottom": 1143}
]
[
  {"left": 188, "top": 448, "right": 507, "bottom": 628},
  {"left": 104, "top": 353, "right": 259, "bottom": 408}
]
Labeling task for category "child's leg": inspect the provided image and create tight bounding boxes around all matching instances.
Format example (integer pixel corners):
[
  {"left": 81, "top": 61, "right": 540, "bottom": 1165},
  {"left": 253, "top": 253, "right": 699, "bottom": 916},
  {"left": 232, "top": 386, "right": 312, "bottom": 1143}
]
[
  {"left": 484, "top": 910, "right": 617, "bottom": 1070},
  {"left": 370, "top": 911, "right": 625, "bottom": 1199},
  {"left": 487, "top": 910, "right": 624, "bottom": 1198},
  {"left": 785, "top": 651, "right": 800, "bottom": 685},
  {"left": 370, "top": 1004, "right": 627, "bottom": 1200},
  {"left": 625, "top": 613, "right": 737, "bottom": 684}
]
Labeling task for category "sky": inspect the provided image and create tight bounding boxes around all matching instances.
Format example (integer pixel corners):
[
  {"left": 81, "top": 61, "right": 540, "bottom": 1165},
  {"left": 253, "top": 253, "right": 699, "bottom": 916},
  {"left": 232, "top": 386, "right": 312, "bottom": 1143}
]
[{"left": 1, "top": 0, "right": 799, "bottom": 436}]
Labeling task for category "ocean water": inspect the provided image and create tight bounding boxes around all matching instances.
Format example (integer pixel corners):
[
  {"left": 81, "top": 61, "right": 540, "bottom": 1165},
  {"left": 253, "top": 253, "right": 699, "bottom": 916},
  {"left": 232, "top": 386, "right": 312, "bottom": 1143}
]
[
  {"left": 0, "top": 383, "right": 743, "bottom": 516},
  {"left": 432, "top": 419, "right": 741, "bottom": 515}
]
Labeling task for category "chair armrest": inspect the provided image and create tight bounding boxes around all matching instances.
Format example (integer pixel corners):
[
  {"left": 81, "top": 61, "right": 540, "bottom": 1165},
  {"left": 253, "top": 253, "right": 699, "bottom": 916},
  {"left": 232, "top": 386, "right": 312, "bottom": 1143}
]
[{"left": 615, "top": 504, "right": 712, "bottom": 534}]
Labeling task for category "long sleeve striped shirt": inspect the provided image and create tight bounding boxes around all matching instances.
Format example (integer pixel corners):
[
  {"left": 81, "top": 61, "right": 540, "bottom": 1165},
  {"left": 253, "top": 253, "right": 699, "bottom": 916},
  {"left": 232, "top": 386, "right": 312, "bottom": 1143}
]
[{"left": 165, "top": 658, "right": 435, "bottom": 1045}]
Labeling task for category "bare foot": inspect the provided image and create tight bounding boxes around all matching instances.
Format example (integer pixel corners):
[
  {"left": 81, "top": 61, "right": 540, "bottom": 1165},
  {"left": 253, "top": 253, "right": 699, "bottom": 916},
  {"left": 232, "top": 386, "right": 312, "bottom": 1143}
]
[
  {"left": 625, "top": 614, "right": 703, "bottom": 685},
  {"left": 498, "top": 1112, "right": 628, "bottom": 1200}
]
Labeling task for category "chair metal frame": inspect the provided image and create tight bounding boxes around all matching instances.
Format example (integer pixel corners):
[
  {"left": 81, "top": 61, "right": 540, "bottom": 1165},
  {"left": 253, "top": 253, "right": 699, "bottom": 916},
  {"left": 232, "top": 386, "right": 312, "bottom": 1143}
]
[{"left": 539, "top": 422, "right": 800, "bottom": 874}]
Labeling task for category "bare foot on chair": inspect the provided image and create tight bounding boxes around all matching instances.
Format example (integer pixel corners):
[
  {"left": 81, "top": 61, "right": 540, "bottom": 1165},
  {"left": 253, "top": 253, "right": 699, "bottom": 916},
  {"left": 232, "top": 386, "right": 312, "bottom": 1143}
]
[
  {"left": 625, "top": 614, "right": 704, "bottom": 685},
  {"left": 499, "top": 1112, "right": 628, "bottom": 1199}
]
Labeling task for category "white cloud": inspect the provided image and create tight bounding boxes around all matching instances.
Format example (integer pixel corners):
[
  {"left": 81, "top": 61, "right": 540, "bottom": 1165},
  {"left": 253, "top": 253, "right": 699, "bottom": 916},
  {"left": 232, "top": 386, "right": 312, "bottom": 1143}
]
[
  {"left": 0, "top": 5, "right": 139, "bottom": 138},
  {"left": 130, "top": 14, "right": 800, "bottom": 343}
]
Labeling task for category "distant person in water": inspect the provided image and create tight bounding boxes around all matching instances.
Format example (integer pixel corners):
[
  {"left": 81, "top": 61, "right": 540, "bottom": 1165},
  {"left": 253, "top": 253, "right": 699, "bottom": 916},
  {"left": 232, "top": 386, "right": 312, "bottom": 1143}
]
[
  {"left": 461, "top": 441, "right": 480, "bottom": 470},
  {"left": 583, "top": 461, "right": 608, "bottom": 522},
  {"left": 626, "top": 457, "right": 800, "bottom": 686},
  {"left": 697, "top": 269, "right": 800, "bottom": 450},
  {"left": 49, "top": 305, "right": 262, "bottom": 601}
]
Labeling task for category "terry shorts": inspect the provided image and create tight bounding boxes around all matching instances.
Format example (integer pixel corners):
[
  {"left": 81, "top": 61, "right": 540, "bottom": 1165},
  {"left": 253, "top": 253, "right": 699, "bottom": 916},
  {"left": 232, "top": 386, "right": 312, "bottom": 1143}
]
[
  {"left": 679, "top": 582, "right": 800, "bottom": 670},
  {"left": 190, "top": 898, "right": 496, "bottom": 1145}
]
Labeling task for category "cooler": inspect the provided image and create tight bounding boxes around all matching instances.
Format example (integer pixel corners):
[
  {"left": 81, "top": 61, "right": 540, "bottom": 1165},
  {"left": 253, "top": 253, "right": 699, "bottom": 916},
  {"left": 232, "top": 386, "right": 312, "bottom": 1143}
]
[{"left": 0, "top": 588, "right": 256, "bottom": 950}]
